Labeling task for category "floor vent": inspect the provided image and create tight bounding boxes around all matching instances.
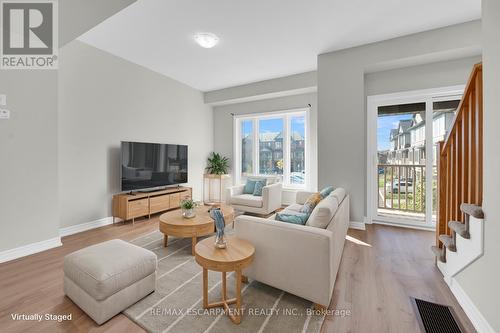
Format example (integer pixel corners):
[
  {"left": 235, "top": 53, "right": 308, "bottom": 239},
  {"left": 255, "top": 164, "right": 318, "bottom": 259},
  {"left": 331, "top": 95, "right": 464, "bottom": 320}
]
[{"left": 411, "top": 297, "right": 463, "bottom": 333}]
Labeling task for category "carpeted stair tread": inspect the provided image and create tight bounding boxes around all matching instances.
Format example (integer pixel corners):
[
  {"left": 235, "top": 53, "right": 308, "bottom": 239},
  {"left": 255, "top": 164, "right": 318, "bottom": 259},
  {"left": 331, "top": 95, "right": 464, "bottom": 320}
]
[
  {"left": 439, "top": 235, "right": 456, "bottom": 252},
  {"left": 431, "top": 246, "right": 446, "bottom": 263},
  {"left": 460, "top": 204, "right": 484, "bottom": 219},
  {"left": 448, "top": 221, "right": 470, "bottom": 239}
]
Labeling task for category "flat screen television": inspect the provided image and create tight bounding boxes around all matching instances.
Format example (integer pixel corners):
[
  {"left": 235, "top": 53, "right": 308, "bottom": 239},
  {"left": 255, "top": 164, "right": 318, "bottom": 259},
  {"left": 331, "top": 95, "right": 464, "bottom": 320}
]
[{"left": 121, "top": 141, "right": 188, "bottom": 191}]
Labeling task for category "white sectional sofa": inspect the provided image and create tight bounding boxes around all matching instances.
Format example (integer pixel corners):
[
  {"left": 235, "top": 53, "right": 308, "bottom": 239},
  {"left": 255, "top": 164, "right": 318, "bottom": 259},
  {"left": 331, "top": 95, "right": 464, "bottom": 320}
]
[
  {"left": 226, "top": 176, "right": 283, "bottom": 215},
  {"left": 234, "top": 188, "right": 349, "bottom": 308}
]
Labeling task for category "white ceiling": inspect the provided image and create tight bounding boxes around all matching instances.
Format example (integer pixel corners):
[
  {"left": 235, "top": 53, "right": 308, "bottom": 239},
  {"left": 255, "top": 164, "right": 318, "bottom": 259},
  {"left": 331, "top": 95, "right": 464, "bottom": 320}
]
[{"left": 78, "top": 0, "right": 481, "bottom": 92}]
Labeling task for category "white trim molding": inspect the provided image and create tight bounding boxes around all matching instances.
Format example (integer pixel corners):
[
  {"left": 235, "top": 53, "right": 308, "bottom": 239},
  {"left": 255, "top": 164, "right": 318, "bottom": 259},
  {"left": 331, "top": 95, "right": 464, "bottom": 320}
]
[
  {"left": 59, "top": 217, "right": 114, "bottom": 237},
  {"left": 0, "top": 237, "right": 62, "bottom": 264},
  {"left": 447, "top": 278, "right": 495, "bottom": 333},
  {"left": 366, "top": 85, "right": 465, "bottom": 229},
  {"left": 349, "top": 221, "right": 366, "bottom": 230},
  {"left": 233, "top": 107, "right": 311, "bottom": 190}
]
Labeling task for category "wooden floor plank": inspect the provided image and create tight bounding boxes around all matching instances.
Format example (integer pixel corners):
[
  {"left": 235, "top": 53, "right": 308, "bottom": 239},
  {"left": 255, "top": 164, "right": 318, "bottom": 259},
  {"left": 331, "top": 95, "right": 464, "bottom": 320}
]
[
  {"left": 322, "top": 225, "right": 476, "bottom": 333},
  {"left": 0, "top": 218, "right": 475, "bottom": 332}
]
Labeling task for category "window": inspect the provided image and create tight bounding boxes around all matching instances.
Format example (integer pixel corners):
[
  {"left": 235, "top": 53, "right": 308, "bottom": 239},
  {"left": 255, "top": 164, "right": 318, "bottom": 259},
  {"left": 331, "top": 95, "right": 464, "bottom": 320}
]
[
  {"left": 240, "top": 120, "right": 253, "bottom": 176},
  {"left": 235, "top": 109, "right": 308, "bottom": 188},
  {"left": 259, "top": 118, "right": 283, "bottom": 175},
  {"left": 290, "top": 115, "right": 305, "bottom": 185}
]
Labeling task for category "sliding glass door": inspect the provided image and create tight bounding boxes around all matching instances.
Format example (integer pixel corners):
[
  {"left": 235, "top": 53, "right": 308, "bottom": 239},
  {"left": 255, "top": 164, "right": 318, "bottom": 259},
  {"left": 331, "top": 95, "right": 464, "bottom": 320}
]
[{"left": 367, "top": 87, "right": 463, "bottom": 228}]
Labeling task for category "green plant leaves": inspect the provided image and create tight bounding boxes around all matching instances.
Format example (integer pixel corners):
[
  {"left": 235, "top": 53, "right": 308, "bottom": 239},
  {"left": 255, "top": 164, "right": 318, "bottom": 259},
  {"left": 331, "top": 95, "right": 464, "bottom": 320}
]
[{"left": 205, "top": 152, "right": 229, "bottom": 175}]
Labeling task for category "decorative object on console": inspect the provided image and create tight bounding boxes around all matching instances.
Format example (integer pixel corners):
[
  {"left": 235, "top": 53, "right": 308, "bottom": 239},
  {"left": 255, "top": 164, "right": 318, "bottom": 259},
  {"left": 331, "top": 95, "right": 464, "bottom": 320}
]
[{"left": 210, "top": 208, "right": 227, "bottom": 249}]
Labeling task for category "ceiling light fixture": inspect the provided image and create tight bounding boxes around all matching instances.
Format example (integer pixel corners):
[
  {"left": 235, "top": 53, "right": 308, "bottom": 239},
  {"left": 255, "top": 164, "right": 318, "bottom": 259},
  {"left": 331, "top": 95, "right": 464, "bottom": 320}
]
[{"left": 194, "top": 32, "right": 219, "bottom": 48}]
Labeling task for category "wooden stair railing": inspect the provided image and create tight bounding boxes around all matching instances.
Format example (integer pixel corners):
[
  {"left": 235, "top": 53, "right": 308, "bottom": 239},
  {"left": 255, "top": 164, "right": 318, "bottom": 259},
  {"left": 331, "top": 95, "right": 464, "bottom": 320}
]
[{"left": 436, "top": 63, "right": 483, "bottom": 251}]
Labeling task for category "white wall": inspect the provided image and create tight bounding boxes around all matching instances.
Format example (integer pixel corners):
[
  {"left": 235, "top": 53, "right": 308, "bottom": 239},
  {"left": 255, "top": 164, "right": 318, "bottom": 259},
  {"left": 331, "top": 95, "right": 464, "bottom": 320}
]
[
  {"left": 213, "top": 92, "right": 318, "bottom": 196},
  {"left": 58, "top": 41, "right": 213, "bottom": 228},
  {"left": 0, "top": 71, "right": 59, "bottom": 252},
  {"left": 60, "top": 0, "right": 136, "bottom": 46},
  {"left": 318, "top": 20, "right": 481, "bottom": 223},
  {"left": 455, "top": 1, "right": 500, "bottom": 331}
]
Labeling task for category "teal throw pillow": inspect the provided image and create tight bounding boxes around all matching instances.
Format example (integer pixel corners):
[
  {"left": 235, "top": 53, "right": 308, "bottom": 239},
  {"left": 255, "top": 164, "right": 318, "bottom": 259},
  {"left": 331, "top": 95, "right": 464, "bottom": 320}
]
[
  {"left": 252, "top": 180, "right": 267, "bottom": 196},
  {"left": 243, "top": 179, "right": 257, "bottom": 194},
  {"left": 319, "top": 186, "right": 334, "bottom": 198},
  {"left": 275, "top": 212, "right": 309, "bottom": 225}
]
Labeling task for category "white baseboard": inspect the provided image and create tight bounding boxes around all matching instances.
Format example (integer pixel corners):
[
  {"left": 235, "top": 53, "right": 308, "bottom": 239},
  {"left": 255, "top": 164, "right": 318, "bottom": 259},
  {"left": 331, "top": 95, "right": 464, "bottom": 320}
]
[
  {"left": 447, "top": 278, "right": 495, "bottom": 333},
  {"left": 372, "top": 220, "right": 435, "bottom": 231},
  {"left": 349, "top": 221, "right": 366, "bottom": 230},
  {"left": 59, "top": 217, "right": 114, "bottom": 237},
  {"left": 0, "top": 237, "right": 62, "bottom": 264}
]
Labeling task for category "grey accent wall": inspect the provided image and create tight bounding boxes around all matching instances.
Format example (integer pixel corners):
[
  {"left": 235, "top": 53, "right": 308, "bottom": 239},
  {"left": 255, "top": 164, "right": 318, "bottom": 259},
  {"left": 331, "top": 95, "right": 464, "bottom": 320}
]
[
  {"left": 205, "top": 71, "right": 317, "bottom": 105},
  {"left": 317, "top": 20, "right": 481, "bottom": 223},
  {"left": 58, "top": 41, "right": 213, "bottom": 228},
  {"left": 0, "top": 71, "right": 59, "bottom": 251},
  {"left": 213, "top": 93, "right": 318, "bottom": 191},
  {"left": 455, "top": 1, "right": 500, "bottom": 331},
  {"left": 365, "top": 56, "right": 481, "bottom": 96}
]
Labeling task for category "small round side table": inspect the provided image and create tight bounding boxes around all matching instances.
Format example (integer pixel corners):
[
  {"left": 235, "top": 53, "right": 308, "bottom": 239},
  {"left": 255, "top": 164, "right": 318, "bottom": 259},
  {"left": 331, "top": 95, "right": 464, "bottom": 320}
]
[{"left": 194, "top": 235, "right": 255, "bottom": 324}]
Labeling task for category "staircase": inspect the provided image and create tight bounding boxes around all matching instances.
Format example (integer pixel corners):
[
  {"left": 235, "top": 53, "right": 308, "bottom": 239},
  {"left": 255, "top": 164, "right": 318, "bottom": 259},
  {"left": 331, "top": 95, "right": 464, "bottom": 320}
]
[{"left": 432, "top": 63, "right": 484, "bottom": 279}]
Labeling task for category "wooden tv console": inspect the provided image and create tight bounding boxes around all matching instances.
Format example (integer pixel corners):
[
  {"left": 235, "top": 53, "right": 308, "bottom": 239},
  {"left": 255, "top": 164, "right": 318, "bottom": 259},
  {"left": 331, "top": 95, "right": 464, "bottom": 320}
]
[{"left": 112, "top": 186, "right": 192, "bottom": 224}]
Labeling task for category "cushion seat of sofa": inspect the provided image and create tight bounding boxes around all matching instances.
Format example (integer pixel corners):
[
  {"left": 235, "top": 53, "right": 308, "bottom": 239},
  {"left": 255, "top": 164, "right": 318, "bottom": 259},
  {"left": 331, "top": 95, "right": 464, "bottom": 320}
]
[
  {"left": 63, "top": 239, "right": 157, "bottom": 301},
  {"left": 282, "top": 203, "right": 303, "bottom": 213},
  {"left": 231, "top": 194, "right": 264, "bottom": 208}
]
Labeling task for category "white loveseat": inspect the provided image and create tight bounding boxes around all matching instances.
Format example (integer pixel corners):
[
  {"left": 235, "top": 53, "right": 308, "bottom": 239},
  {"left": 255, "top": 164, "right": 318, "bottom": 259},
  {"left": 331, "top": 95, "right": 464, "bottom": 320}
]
[
  {"left": 234, "top": 188, "right": 349, "bottom": 308},
  {"left": 226, "top": 176, "right": 282, "bottom": 215}
]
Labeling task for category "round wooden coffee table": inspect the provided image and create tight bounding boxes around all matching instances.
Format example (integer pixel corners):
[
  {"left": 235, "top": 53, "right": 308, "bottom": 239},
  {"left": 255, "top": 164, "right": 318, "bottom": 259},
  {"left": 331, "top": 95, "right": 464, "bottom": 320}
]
[
  {"left": 159, "top": 204, "right": 234, "bottom": 255},
  {"left": 194, "top": 235, "right": 255, "bottom": 325}
]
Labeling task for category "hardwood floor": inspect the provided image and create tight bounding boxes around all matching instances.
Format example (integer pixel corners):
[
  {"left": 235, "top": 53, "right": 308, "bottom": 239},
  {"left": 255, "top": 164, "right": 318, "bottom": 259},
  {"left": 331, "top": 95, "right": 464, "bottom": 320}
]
[
  {"left": 323, "top": 224, "right": 475, "bottom": 333},
  {"left": 0, "top": 219, "right": 475, "bottom": 332}
]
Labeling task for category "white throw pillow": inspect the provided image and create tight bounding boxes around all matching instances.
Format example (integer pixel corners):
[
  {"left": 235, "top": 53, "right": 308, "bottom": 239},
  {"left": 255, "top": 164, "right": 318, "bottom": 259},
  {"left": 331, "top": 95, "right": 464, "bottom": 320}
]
[{"left": 306, "top": 196, "right": 339, "bottom": 229}]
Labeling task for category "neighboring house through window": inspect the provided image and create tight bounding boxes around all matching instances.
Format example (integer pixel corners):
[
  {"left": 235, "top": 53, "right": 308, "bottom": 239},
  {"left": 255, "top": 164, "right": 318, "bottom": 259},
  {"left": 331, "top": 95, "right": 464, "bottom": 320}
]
[{"left": 234, "top": 109, "right": 309, "bottom": 188}]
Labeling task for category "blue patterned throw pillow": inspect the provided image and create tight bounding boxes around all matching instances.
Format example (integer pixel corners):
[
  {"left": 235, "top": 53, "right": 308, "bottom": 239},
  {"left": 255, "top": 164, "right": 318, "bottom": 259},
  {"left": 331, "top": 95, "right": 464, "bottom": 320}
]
[
  {"left": 243, "top": 179, "right": 257, "bottom": 194},
  {"left": 252, "top": 179, "right": 267, "bottom": 196},
  {"left": 275, "top": 212, "right": 309, "bottom": 225},
  {"left": 319, "top": 186, "right": 334, "bottom": 198}
]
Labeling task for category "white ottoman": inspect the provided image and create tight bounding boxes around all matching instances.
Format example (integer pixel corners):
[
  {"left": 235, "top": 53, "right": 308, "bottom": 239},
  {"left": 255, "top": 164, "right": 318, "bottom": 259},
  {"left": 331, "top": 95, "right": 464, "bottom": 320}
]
[{"left": 63, "top": 239, "right": 157, "bottom": 324}]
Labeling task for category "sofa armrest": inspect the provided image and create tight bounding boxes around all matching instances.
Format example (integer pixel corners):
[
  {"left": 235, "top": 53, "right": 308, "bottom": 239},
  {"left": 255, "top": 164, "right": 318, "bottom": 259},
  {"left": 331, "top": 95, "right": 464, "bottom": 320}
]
[
  {"left": 226, "top": 185, "right": 245, "bottom": 202},
  {"left": 234, "top": 215, "right": 333, "bottom": 306},
  {"left": 262, "top": 182, "right": 282, "bottom": 212},
  {"left": 296, "top": 191, "right": 317, "bottom": 205}
]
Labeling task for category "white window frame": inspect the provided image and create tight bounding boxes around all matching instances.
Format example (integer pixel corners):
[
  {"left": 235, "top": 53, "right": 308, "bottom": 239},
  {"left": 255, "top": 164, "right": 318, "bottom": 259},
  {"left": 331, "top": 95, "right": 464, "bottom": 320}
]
[
  {"left": 366, "top": 85, "right": 465, "bottom": 229},
  {"left": 233, "top": 108, "right": 310, "bottom": 189}
]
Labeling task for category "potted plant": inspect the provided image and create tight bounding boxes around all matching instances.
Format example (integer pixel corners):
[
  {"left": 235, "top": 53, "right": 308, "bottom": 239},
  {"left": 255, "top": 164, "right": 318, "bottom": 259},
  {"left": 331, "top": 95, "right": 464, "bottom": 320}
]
[
  {"left": 205, "top": 152, "right": 230, "bottom": 175},
  {"left": 204, "top": 152, "right": 231, "bottom": 205},
  {"left": 180, "top": 199, "right": 197, "bottom": 218}
]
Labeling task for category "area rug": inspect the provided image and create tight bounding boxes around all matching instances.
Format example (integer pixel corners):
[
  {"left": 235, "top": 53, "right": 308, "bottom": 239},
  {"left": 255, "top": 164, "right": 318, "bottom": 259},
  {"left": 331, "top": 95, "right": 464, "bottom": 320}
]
[{"left": 124, "top": 230, "right": 325, "bottom": 333}]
